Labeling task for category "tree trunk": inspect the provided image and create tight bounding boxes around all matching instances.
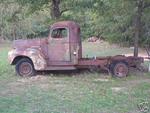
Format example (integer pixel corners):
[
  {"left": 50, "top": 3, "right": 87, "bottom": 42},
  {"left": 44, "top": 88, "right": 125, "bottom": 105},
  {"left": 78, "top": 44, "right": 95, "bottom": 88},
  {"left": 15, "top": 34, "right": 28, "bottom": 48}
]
[
  {"left": 134, "top": 0, "right": 143, "bottom": 57},
  {"left": 51, "top": 0, "right": 61, "bottom": 19}
]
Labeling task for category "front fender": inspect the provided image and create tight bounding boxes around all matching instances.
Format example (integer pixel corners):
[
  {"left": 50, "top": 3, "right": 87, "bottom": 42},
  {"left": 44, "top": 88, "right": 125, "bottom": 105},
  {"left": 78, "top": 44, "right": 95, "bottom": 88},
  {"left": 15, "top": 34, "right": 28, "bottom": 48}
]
[
  {"left": 25, "top": 48, "right": 47, "bottom": 70},
  {"left": 8, "top": 48, "right": 47, "bottom": 70}
]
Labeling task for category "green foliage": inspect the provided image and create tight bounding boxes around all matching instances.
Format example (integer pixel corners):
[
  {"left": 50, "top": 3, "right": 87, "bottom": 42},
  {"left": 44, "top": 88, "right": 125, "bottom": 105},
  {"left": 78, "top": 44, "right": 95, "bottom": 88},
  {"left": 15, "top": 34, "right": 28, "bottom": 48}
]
[{"left": 0, "top": 0, "right": 149, "bottom": 46}]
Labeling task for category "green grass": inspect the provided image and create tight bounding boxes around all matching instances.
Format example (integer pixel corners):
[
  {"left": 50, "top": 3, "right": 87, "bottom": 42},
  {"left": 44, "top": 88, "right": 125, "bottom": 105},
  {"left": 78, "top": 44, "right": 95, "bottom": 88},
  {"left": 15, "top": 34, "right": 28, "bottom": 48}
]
[{"left": 0, "top": 42, "right": 150, "bottom": 113}]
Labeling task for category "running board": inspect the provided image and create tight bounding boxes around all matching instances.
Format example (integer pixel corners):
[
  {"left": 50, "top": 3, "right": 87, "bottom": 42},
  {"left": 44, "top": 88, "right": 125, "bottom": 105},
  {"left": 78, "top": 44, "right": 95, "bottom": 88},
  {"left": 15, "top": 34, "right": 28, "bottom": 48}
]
[{"left": 44, "top": 66, "right": 77, "bottom": 71}]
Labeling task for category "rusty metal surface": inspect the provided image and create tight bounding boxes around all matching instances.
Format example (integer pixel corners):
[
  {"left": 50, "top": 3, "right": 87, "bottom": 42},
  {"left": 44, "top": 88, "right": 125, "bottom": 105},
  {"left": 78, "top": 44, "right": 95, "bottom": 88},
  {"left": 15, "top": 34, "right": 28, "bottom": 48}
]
[
  {"left": 8, "top": 21, "right": 144, "bottom": 72},
  {"left": 51, "top": 21, "right": 80, "bottom": 43},
  {"left": 26, "top": 48, "right": 47, "bottom": 70},
  {"left": 8, "top": 21, "right": 82, "bottom": 70},
  {"left": 77, "top": 55, "right": 144, "bottom": 70},
  {"left": 48, "top": 38, "right": 70, "bottom": 62},
  {"left": 48, "top": 21, "right": 82, "bottom": 65},
  {"left": 8, "top": 47, "right": 47, "bottom": 70}
]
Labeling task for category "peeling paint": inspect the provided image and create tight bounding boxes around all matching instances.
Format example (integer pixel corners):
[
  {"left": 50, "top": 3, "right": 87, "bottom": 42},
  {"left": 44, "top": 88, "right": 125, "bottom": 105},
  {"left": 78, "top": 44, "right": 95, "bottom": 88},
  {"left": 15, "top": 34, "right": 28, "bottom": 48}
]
[
  {"left": 8, "top": 21, "right": 144, "bottom": 74},
  {"left": 26, "top": 48, "right": 47, "bottom": 70}
]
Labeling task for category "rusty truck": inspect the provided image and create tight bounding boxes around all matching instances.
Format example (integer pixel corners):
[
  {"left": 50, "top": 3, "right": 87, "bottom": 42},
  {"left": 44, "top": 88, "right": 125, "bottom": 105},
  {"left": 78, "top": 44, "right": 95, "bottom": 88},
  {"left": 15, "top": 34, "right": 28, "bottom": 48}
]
[{"left": 8, "top": 21, "right": 144, "bottom": 78}]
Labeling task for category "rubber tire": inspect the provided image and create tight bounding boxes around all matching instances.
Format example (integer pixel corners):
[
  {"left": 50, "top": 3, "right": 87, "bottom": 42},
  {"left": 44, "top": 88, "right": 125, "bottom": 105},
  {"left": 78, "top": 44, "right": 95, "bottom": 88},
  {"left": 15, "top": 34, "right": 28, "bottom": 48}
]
[
  {"left": 15, "top": 58, "right": 36, "bottom": 77},
  {"left": 110, "top": 61, "right": 129, "bottom": 78}
]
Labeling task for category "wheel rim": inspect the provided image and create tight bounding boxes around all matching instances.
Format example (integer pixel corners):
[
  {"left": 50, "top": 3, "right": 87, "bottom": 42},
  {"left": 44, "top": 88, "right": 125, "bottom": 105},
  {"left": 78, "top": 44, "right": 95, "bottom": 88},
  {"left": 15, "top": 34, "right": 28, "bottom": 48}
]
[
  {"left": 114, "top": 63, "right": 128, "bottom": 77},
  {"left": 19, "top": 62, "right": 33, "bottom": 76}
]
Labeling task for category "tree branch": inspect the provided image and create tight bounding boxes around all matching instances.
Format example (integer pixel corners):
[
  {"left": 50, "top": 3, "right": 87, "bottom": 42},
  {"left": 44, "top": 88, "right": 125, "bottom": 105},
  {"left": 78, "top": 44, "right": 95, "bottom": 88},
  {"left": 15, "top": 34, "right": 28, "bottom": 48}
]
[{"left": 60, "top": 9, "right": 70, "bottom": 15}]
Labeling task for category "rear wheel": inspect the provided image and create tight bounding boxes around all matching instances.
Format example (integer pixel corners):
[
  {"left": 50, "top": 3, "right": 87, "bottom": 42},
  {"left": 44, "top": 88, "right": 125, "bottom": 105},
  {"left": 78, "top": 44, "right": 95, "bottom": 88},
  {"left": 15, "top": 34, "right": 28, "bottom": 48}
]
[
  {"left": 15, "top": 58, "right": 36, "bottom": 77},
  {"left": 110, "top": 61, "right": 129, "bottom": 78}
]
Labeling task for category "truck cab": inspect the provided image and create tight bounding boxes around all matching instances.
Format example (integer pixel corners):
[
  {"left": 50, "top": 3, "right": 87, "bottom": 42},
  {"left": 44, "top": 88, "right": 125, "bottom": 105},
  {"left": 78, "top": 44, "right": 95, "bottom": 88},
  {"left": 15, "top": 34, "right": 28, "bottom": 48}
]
[{"left": 48, "top": 21, "right": 82, "bottom": 65}]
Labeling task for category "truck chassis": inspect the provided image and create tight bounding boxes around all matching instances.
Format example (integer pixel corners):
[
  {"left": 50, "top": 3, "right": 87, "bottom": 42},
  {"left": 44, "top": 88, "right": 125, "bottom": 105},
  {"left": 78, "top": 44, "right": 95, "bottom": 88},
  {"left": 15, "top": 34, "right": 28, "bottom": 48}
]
[{"left": 8, "top": 21, "right": 144, "bottom": 78}]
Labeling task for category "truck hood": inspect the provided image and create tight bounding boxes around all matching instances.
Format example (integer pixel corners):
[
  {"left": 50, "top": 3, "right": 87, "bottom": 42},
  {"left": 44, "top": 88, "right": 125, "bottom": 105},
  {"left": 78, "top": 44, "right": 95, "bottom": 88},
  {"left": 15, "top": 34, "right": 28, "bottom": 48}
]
[{"left": 13, "top": 38, "right": 47, "bottom": 50}]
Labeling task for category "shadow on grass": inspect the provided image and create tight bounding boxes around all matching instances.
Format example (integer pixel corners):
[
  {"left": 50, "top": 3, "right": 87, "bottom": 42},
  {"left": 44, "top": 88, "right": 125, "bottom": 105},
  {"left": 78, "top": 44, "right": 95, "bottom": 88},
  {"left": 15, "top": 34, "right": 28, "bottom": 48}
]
[{"left": 36, "top": 69, "right": 109, "bottom": 77}]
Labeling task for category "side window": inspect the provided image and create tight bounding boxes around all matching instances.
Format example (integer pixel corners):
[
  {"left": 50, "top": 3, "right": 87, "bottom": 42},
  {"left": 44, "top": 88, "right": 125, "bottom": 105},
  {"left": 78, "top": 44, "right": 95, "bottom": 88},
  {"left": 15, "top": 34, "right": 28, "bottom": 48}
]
[{"left": 51, "top": 28, "right": 68, "bottom": 39}]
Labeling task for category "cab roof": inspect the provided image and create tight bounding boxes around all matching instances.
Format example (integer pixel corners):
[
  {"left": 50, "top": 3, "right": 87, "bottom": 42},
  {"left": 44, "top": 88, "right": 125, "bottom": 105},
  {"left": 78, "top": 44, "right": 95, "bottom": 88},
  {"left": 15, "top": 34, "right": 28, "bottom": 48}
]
[
  {"left": 51, "top": 21, "right": 80, "bottom": 29},
  {"left": 51, "top": 21, "right": 81, "bottom": 43}
]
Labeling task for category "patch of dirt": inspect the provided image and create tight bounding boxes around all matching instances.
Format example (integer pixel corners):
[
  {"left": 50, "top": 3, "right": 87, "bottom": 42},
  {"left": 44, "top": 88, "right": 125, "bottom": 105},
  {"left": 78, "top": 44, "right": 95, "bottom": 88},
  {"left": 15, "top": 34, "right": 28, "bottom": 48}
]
[
  {"left": 0, "top": 75, "right": 51, "bottom": 96},
  {"left": 17, "top": 75, "right": 49, "bottom": 83},
  {"left": 0, "top": 82, "right": 26, "bottom": 97},
  {"left": 94, "top": 78, "right": 110, "bottom": 82},
  {"left": 39, "top": 83, "right": 50, "bottom": 89},
  {"left": 111, "top": 87, "right": 128, "bottom": 94},
  {"left": 18, "top": 76, "right": 68, "bottom": 90},
  {"left": 117, "top": 75, "right": 150, "bottom": 91},
  {"left": 126, "top": 79, "right": 150, "bottom": 86}
]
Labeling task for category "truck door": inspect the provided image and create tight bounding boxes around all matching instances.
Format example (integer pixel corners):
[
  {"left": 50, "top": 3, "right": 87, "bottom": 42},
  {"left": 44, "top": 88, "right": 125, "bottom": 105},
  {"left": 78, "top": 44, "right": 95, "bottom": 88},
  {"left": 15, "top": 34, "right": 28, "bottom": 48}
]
[{"left": 48, "top": 27, "right": 71, "bottom": 64}]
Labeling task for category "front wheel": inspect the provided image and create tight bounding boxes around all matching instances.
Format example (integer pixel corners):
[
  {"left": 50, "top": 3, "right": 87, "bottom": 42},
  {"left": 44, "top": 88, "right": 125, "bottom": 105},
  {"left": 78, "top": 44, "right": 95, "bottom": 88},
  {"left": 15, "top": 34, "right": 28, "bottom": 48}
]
[
  {"left": 110, "top": 61, "right": 129, "bottom": 78},
  {"left": 15, "top": 58, "right": 36, "bottom": 77}
]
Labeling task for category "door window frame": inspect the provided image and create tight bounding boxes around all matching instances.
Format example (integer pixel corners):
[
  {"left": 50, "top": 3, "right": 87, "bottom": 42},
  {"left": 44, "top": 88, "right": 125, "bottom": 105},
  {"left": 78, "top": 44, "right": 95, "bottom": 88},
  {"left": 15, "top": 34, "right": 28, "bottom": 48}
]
[{"left": 50, "top": 27, "right": 69, "bottom": 40}]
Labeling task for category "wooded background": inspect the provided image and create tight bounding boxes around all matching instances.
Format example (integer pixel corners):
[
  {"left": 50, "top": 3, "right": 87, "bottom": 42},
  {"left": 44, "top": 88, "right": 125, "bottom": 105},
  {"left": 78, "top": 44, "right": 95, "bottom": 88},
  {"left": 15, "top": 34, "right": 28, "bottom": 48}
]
[{"left": 0, "top": 0, "right": 150, "bottom": 47}]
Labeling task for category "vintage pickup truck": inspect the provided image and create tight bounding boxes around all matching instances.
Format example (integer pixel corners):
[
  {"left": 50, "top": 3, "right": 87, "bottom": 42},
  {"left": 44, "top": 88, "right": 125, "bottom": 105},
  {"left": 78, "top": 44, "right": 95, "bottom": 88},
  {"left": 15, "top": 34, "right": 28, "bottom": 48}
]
[{"left": 8, "top": 21, "right": 144, "bottom": 78}]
